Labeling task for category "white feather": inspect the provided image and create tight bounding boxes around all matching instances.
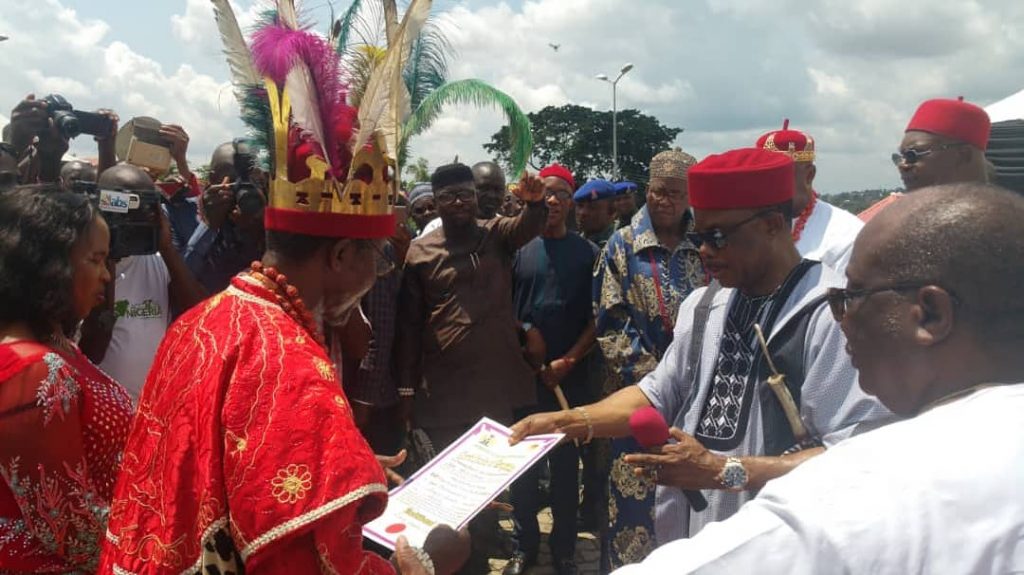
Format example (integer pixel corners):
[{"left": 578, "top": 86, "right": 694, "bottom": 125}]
[
  {"left": 277, "top": 0, "right": 299, "bottom": 30},
  {"left": 210, "top": 0, "right": 261, "bottom": 105},
  {"left": 286, "top": 65, "right": 331, "bottom": 167},
  {"left": 353, "top": 0, "right": 432, "bottom": 157}
]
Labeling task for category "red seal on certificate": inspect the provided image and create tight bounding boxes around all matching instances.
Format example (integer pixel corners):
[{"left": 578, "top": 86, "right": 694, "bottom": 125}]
[{"left": 386, "top": 523, "right": 407, "bottom": 534}]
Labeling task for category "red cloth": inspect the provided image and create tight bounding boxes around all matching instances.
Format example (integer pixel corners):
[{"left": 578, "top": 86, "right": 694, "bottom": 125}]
[
  {"left": 98, "top": 276, "right": 395, "bottom": 574},
  {"left": 688, "top": 148, "right": 795, "bottom": 210},
  {"left": 539, "top": 164, "right": 576, "bottom": 190},
  {"left": 858, "top": 193, "right": 903, "bottom": 222},
  {"left": 0, "top": 341, "right": 133, "bottom": 574},
  {"left": 755, "top": 119, "right": 815, "bottom": 162},
  {"left": 906, "top": 98, "right": 991, "bottom": 150}
]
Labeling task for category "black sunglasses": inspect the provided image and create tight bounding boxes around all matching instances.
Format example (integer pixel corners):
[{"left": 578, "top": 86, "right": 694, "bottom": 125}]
[
  {"left": 686, "top": 210, "right": 777, "bottom": 250},
  {"left": 825, "top": 283, "right": 959, "bottom": 321},
  {"left": 891, "top": 142, "right": 968, "bottom": 166},
  {"left": 436, "top": 189, "right": 476, "bottom": 205}
]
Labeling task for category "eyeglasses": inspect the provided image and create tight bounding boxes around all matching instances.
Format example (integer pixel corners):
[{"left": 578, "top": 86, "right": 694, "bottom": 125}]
[
  {"left": 545, "top": 190, "right": 572, "bottom": 201},
  {"left": 826, "top": 283, "right": 934, "bottom": 321},
  {"left": 891, "top": 142, "right": 968, "bottom": 166},
  {"left": 685, "top": 210, "right": 776, "bottom": 250},
  {"left": 435, "top": 189, "right": 477, "bottom": 205}
]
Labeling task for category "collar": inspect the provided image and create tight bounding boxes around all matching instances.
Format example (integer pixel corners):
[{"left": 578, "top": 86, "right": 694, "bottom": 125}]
[{"left": 630, "top": 206, "right": 698, "bottom": 253}]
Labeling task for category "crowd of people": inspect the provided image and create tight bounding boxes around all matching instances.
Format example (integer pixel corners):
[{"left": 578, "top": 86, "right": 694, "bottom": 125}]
[{"left": 1, "top": 19, "right": 1023, "bottom": 575}]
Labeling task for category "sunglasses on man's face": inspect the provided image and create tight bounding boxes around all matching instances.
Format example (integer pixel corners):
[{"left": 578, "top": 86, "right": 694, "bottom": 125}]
[
  {"left": 825, "top": 283, "right": 949, "bottom": 321},
  {"left": 435, "top": 188, "right": 477, "bottom": 205},
  {"left": 891, "top": 142, "right": 968, "bottom": 166},
  {"left": 685, "top": 210, "right": 776, "bottom": 250}
]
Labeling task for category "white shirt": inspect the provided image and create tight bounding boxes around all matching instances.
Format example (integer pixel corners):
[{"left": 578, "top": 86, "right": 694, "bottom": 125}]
[
  {"left": 614, "top": 385, "right": 1024, "bottom": 574},
  {"left": 795, "top": 199, "right": 863, "bottom": 275},
  {"left": 99, "top": 254, "right": 171, "bottom": 400}
]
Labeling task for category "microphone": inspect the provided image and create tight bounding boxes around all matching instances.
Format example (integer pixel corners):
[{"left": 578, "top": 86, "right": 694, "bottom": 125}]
[{"left": 629, "top": 406, "right": 708, "bottom": 512}]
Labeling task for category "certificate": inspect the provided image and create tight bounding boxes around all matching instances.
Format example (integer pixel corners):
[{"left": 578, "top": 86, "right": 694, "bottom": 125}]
[{"left": 363, "top": 417, "right": 564, "bottom": 550}]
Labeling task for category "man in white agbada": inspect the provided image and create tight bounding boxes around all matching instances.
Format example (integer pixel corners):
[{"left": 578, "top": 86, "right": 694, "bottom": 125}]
[
  {"left": 755, "top": 120, "right": 863, "bottom": 274},
  {"left": 510, "top": 148, "right": 891, "bottom": 559},
  {"left": 614, "top": 183, "right": 1024, "bottom": 574}
]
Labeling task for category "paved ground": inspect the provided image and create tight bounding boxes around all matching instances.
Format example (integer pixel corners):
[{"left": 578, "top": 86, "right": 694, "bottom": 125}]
[{"left": 487, "top": 508, "right": 601, "bottom": 575}]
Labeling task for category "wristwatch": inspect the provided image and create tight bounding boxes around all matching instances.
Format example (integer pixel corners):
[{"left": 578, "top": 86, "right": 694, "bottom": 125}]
[{"left": 717, "top": 457, "right": 748, "bottom": 491}]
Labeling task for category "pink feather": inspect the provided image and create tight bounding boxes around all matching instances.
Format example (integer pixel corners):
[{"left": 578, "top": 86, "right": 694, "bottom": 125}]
[{"left": 251, "top": 24, "right": 353, "bottom": 175}]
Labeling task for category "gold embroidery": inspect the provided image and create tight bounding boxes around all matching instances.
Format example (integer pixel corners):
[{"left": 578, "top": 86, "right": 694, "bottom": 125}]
[
  {"left": 611, "top": 525, "right": 655, "bottom": 567},
  {"left": 608, "top": 493, "right": 619, "bottom": 525},
  {"left": 225, "top": 430, "right": 248, "bottom": 456},
  {"left": 271, "top": 464, "right": 313, "bottom": 504},
  {"left": 241, "top": 483, "right": 387, "bottom": 560},
  {"left": 314, "top": 357, "right": 336, "bottom": 381},
  {"left": 295, "top": 334, "right": 307, "bottom": 345},
  {"left": 334, "top": 395, "right": 347, "bottom": 409},
  {"left": 610, "top": 453, "right": 654, "bottom": 501}
]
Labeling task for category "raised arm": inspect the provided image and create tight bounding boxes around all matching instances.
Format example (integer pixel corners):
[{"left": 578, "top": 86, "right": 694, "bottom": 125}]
[{"left": 493, "top": 172, "right": 548, "bottom": 252}]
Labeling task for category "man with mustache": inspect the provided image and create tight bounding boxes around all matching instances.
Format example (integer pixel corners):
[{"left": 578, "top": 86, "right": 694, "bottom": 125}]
[
  {"left": 612, "top": 182, "right": 1024, "bottom": 574},
  {"left": 513, "top": 148, "right": 890, "bottom": 565}
]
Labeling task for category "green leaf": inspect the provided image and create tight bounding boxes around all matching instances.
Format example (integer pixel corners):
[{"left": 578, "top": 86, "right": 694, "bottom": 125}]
[{"left": 403, "top": 79, "right": 534, "bottom": 177}]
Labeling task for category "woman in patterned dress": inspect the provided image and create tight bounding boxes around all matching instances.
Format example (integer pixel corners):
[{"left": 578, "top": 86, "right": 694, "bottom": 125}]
[{"left": 0, "top": 185, "right": 134, "bottom": 573}]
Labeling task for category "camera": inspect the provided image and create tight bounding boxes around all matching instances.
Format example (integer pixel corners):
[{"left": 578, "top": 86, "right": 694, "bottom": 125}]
[
  {"left": 231, "top": 139, "right": 265, "bottom": 216},
  {"left": 72, "top": 180, "right": 160, "bottom": 259},
  {"left": 41, "top": 94, "right": 114, "bottom": 140}
]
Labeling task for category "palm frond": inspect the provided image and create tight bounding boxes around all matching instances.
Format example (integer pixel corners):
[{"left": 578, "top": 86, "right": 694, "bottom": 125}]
[
  {"left": 402, "top": 79, "right": 534, "bottom": 176},
  {"left": 403, "top": 21, "right": 451, "bottom": 111}
]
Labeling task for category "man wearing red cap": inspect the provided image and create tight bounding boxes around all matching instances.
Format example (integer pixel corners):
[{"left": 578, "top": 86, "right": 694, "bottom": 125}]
[
  {"left": 756, "top": 120, "right": 863, "bottom": 273},
  {"left": 511, "top": 148, "right": 889, "bottom": 558},
  {"left": 860, "top": 97, "right": 991, "bottom": 221}
]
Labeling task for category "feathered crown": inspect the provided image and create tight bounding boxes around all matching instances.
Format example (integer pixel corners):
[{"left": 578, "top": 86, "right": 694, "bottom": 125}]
[{"left": 212, "top": 0, "right": 415, "bottom": 238}]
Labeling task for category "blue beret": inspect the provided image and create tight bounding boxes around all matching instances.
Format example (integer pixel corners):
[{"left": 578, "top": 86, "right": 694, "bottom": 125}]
[
  {"left": 574, "top": 179, "right": 617, "bottom": 203},
  {"left": 614, "top": 181, "right": 638, "bottom": 195}
]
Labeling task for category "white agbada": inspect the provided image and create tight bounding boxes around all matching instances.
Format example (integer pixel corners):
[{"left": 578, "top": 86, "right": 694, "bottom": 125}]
[
  {"left": 614, "top": 384, "right": 1024, "bottom": 574},
  {"left": 795, "top": 199, "right": 863, "bottom": 275}
]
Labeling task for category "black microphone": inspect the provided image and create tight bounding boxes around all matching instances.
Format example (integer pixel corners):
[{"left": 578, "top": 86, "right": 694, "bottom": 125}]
[{"left": 629, "top": 406, "right": 708, "bottom": 512}]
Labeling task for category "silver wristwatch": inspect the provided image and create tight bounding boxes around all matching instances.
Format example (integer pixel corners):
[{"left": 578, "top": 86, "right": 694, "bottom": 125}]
[{"left": 718, "top": 457, "right": 748, "bottom": 491}]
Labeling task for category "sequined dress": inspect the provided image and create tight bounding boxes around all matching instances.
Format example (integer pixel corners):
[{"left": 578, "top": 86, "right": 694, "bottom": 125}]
[{"left": 0, "top": 340, "right": 133, "bottom": 573}]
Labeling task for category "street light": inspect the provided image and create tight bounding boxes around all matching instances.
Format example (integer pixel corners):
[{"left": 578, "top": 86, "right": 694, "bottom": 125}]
[{"left": 595, "top": 63, "right": 634, "bottom": 179}]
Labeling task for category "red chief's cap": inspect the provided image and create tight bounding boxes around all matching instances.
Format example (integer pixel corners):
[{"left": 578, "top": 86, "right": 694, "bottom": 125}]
[
  {"left": 539, "top": 163, "right": 576, "bottom": 190},
  {"left": 906, "top": 97, "right": 991, "bottom": 151},
  {"left": 755, "top": 119, "right": 815, "bottom": 162},
  {"left": 688, "top": 148, "right": 795, "bottom": 210}
]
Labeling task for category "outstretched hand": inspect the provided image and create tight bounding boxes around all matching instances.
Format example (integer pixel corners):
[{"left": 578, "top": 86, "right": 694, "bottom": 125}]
[
  {"left": 512, "top": 172, "right": 545, "bottom": 204},
  {"left": 623, "top": 427, "right": 725, "bottom": 490},
  {"left": 376, "top": 449, "right": 408, "bottom": 486},
  {"left": 508, "top": 410, "right": 570, "bottom": 446}
]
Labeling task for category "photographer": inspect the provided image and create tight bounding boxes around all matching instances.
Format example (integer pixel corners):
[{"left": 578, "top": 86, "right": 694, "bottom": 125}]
[
  {"left": 79, "top": 163, "right": 207, "bottom": 399},
  {"left": 183, "top": 141, "right": 265, "bottom": 293},
  {"left": 8, "top": 93, "right": 118, "bottom": 184}
]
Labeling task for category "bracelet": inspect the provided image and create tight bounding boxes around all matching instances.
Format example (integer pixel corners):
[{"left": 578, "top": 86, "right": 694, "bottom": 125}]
[
  {"left": 398, "top": 388, "right": 416, "bottom": 398},
  {"left": 412, "top": 546, "right": 435, "bottom": 575},
  {"left": 573, "top": 406, "right": 594, "bottom": 444}
]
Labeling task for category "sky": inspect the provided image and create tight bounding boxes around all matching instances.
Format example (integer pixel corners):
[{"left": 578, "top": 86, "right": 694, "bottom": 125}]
[{"left": 1, "top": 0, "right": 1022, "bottom": 193}]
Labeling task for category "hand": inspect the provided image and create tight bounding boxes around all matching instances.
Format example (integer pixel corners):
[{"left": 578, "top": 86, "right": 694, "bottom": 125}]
[
  {"left": 623, "top": 428, "right": 726, "bottom": 490},
  {"left": 156, "top": 207, "right": 174, "bottom": 255},
  {"left": 540, "top": 357, "right": 574, "bottom": 390},
  {"left": 160, "top": 124, "right": 190, "bottom": 163},
  {"left": 423, "top": 525, "right": 472, "bottom": 574},
  {"left": 10, "top": 95, "right": 68, "bottom": 164},
  {"left": 508, "top": 410, "right": 574, "bottom": 445},
  {"left": 376, "top": 449, "right": 407, "bottom": 486},
  {"left": 202, "top": 177, "right": 235, "bottom": 230},
  {"left": 394, "top": 536, "right": 430, "bottom": 575},
  {"left": 95, "top": 108, "right": 120, "bottom": 142},
  {"left": 522, "top": 327, "right": 546, "bottom": 371},
  {"left": 512, "top": 172, "right": 545, "bottom": 203}
]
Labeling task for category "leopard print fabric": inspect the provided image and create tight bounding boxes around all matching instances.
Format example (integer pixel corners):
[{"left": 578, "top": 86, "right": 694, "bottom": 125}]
[{"left": 196, "top": 527, "right": 244, "bottom": 575}]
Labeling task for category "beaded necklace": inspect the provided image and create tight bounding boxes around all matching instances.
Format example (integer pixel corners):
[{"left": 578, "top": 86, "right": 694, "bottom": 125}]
[
  {"left": 248, "top": 261, "right": 325, "bottom": 348},
  {"left": 791, "top": 192, "right": 818, "bottom": 243}
]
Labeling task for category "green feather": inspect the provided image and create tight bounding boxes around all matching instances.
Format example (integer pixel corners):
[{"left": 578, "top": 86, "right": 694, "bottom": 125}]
[
  {"left": 334, "top": 0, "right": 365, "bottom": 55},
  {"left": 404, "top": 22, "right": 451, "bottom": 111},
  {"left": 240, "top": 87, "right": 272, "bottom": 170},
  {"left": 403, "top": 79, "right": 534, "bottom": 176}
]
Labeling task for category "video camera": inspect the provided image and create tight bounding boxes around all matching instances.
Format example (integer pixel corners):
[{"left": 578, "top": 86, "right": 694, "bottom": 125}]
[
  {"left": 71, "top": 181, "right": 160, "bottom": 260},
  {"left": 231, "top": 139, "right": 265, "bottom": 217},
  {"left": 41, "top": 95, "right": 114, "bottom": 140}
]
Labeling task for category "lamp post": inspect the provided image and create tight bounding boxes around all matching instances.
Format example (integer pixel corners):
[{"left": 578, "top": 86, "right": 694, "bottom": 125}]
[{"left": 595, "top": 62, "right": 634, "bottom": 180}]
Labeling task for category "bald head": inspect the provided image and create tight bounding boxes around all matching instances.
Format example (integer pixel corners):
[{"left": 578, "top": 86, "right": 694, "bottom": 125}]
[
  {"left": 61, "top": 161, "right": 97, "bottom": 190},
  {"left": 859, "top": 183, "right": 1024, "bottom": 342},
  {"left": 209, "top": 142, "right": 237, "bottom": 185},
  {"left": 472, "top": 161, "right": 506, "bottom": 219},
  {"left": 98, "top": 163, "right": 155, "bottom": 191}
]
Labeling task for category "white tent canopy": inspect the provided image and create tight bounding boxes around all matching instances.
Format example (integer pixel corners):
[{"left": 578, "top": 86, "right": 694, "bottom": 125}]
[{"left": 986, "top": 89, "right": 1024, "bottom": 122}]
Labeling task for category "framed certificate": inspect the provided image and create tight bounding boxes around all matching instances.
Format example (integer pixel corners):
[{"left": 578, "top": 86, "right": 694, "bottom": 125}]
[{"left": 363, "top": 417, "right": 564, "bottom": 550}]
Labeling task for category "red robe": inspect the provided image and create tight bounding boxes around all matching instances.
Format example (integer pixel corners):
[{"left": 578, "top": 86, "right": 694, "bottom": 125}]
[
  {"left": 0, "top": 341, "right": 133, "bottom": 573},
  {"left": 98, "top": 275, "right": 395, "bottom": 574}
]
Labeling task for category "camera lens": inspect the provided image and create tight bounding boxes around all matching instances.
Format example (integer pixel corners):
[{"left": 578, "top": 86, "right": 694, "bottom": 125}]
[{"left": 51, "top": 110, "right": 81, "bottom": 139}]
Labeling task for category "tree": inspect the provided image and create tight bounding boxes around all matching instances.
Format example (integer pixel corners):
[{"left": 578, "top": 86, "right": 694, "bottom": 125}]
[
  {"left": 827, "top": 188, "right": 900, "bottom": 214},
  {"left": 484, "top": 104, "right": 682, "bottom": 185},
  {"left": 403, "top": 156, "right": 429, "bottom": 189}
]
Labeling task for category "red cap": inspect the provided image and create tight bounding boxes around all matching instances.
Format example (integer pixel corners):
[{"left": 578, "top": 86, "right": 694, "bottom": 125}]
[
  {"left": 539, "top": 163, "right": 576, "bottom": 190},
  {"left": 755, "top": 119, "right": 815, "bottom": 162},
  {"left": 906, "top": 97, "right": 991, "bottom": 151},
  {"left": 629, "top": 406, "right": 670, "bottom": 448},
  {"left": 688, "top": 148, "right": 795, "bottom": 210}
]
